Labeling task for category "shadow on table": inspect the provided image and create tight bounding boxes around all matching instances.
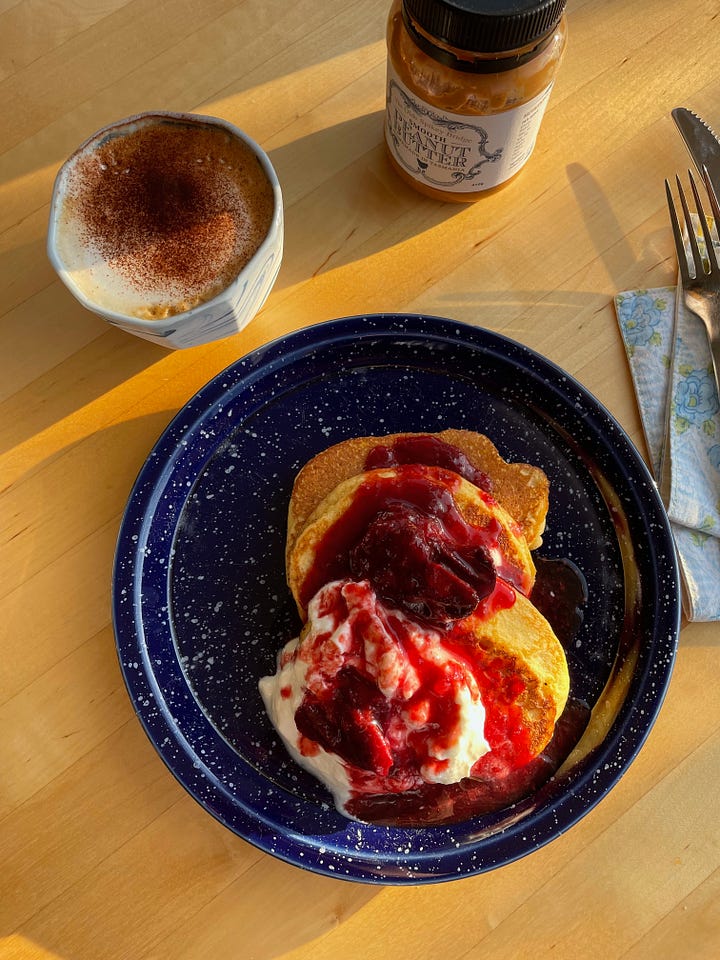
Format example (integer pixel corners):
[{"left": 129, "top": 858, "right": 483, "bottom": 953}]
[
  {"left": 4, "top": 109, "right": 460, "bottom": 316},
  {"left": 567, "top": 161, "right": 673, "bottom": 291},
  {"left": 8, "top": 151, "right": 656, "bottom": 467},
  {"left": 1, "top": 110, "right": 473, "bottom": 455},
  {"left": 0, "top": 314, "right": 173, "bottom": 457}
]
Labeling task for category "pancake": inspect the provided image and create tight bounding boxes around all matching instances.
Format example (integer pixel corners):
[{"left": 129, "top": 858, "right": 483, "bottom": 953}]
[
  {"left": 261, "top": 431, "right": 572, "bottom": 824},
  {"left": 287, "top": 463, "right": 537, "bottom": 620},
  {"left": 286, "top": 430, "right": 549, "bottom": 565},
  {"left": 456, "top": 589, "right": 570, "bottom": 759}
]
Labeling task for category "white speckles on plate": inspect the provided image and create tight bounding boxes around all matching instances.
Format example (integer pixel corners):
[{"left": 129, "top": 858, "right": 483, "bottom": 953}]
[{"left": 112, "top": 314, "right": 680, "bottom": 884}]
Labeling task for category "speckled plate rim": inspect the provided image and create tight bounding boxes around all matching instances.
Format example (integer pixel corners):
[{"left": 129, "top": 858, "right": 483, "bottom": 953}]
[{"left": 112, "top": 313, "right": 681, "bottom": 884}]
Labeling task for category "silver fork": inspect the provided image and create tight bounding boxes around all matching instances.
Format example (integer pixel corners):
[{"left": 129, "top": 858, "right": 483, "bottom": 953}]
[{"left": 664, "top": 167, "right": 720, "bottom": 394}]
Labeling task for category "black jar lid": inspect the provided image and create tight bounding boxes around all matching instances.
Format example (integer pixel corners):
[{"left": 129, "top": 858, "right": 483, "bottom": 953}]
[{"left": 404, "top": 0, "right": 567, "bottom": 54}]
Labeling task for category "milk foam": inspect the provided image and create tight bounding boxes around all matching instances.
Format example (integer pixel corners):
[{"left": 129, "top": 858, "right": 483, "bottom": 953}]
[{"left": 52, "top": 115, "right": 274, "bottom": 320}]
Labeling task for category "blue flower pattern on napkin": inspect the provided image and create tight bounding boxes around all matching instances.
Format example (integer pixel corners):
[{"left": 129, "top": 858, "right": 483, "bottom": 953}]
[
  {"left": 615, "top": 285, "right": 720, "bottom": 621},
  {"left": 674, "top": 365, "right": 719, "bottom": 435},
  {"left": 616, "top": 291, "right": 667, "bottom": 351}
]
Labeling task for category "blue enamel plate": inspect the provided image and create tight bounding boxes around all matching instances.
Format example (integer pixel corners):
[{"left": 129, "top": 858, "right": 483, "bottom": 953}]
[{"left": 112, "top": 314, "right": 680, "bottom": 883}]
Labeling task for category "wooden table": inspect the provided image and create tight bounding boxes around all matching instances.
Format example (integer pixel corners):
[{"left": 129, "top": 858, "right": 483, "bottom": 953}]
[{"left": 2, "top": 0, "right": 719, "bottom": 957}]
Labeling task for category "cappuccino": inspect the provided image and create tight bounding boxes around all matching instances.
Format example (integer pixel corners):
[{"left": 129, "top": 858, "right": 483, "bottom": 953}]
[{"left": 53, "top": 114, "right": 275, "bottom": 320}]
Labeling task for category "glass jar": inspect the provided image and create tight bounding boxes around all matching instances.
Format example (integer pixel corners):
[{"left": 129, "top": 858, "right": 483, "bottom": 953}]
[{"left": 384, "top": 0, "right": 568, "bottom": 202}]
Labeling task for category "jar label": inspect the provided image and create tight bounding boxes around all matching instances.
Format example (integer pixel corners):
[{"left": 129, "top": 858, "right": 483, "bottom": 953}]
[{"left": 385, "top": 63, "right": 554, "bottom": 193}]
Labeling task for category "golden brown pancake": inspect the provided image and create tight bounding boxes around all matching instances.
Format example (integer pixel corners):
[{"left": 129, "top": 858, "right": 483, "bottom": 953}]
[
  {"left": 286, "top": 430, "right": 549, "bottom": 565},
  {"left": 287, "top": 464, "right": 536, "bottom": 620},
  {"left": 455, "top": 590, "right": 570, "bottom": 757}
]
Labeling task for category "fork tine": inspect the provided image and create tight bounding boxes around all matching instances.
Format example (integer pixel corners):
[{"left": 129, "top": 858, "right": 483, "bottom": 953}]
[
  {"left": 665, "top": 178, "right": 692, "bottom": 284},
  {"left": 688, "top": 168, "right": 719, "bottom": 274},
  {"left": 701, "top": 165, "right": 720, "bottom": 265},
  {"left": 676, "top": 173, "right": 704, "bottom": 279}
]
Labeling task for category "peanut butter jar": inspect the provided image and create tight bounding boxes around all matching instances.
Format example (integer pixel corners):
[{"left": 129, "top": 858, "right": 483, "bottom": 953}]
[{"left": 384, "top": 0, "right": 567, "bottom": 201}]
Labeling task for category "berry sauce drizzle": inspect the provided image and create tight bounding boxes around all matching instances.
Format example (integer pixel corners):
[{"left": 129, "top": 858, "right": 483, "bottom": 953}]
[
  {"left": 365, "top": 435, "right": 493, "bottom": 492},
  {"left": 292, "top": 438, "right": 589, "bottom": 826},
  {"left": 345, "top": 697, "right": 589, "bottom": 825},
  {"left": 299, "top": 464, "right": 524, "bottom": 618},
  {"left": 343, "top": 557, "right": 590, "bottom": 825}
]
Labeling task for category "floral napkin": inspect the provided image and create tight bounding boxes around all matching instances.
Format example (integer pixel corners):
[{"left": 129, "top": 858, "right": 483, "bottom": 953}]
[{"left": 615, "top": 285, "right": 720, "bottom": 621}]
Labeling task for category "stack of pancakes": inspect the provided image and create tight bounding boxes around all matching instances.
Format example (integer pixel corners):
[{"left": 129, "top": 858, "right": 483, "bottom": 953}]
[{"left": 284, "top": 430, "right": 569, "bottom": 763}]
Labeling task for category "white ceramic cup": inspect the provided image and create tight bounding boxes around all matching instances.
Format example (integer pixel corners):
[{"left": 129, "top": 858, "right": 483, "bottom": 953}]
[{"left": 47, "top": 111, "right": 284, "bottom": 350}]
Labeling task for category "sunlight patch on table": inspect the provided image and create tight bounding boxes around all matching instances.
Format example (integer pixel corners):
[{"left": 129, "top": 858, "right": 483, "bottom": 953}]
[{"left": 0, "top": 935, "right": 64, "bottom": 960}]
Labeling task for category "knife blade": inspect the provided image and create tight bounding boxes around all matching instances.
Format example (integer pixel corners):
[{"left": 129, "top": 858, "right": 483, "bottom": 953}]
[{"left": 671, "top": 107, "right": 720, "bottom": 194}]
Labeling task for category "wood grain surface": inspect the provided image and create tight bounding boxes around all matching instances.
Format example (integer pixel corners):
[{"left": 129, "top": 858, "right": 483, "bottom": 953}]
[{"left": 2, "top": 1, "right": 719, "bottom": 957}]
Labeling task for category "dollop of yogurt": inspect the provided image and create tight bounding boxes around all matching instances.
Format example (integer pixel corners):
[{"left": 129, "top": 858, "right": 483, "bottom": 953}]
[{"left": 259, "top": 579, "right": 490, "bottom": 817}]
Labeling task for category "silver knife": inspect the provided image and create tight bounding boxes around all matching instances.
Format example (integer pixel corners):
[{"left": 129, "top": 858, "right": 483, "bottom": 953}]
[{"left": 671, "top": 107, "right": 720, "bottom": 192}]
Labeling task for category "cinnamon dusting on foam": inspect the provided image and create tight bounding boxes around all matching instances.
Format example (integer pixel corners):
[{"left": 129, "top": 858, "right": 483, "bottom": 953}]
[{"left": 57, "top": 117, "right": 274, "bottom": 319}]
